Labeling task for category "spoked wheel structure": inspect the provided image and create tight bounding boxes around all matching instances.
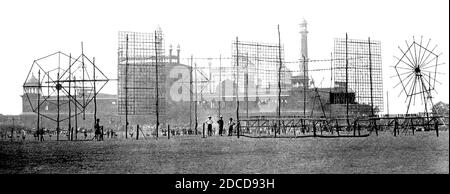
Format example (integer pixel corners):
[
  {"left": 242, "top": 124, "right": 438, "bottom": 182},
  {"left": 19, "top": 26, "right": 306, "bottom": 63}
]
[
  {"left": 393, "top": 36, "right": 444, "bottom": 132},
  {"left": 22, "top": 45, "right": 109, "bottom": 141}
]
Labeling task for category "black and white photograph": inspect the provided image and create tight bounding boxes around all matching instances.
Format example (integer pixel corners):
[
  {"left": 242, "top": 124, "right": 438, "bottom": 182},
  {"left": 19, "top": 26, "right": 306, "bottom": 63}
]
[{"left": 0, "top": 0, "right": 448, "bottom": 183}]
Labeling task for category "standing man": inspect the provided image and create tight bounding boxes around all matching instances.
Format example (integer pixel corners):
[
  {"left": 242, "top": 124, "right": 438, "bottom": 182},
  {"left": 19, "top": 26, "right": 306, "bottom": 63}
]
[
  {"left": 228, "top": 118, "right": 236, "bottom": 136},
  {"left": 94, "top": 119, "right": 101, "bottom": 141},
  {"left": 35, "top": 128, "right": 39, "bottom": 141},
  {"left": 39, "top": 128, "right": 45, "bottom": 141},
  {"left": 217, "top": 116, "right": 224, "bottom": 136},
  {"left": 206, "top": 116, "right": 213, "bottom": 136}
]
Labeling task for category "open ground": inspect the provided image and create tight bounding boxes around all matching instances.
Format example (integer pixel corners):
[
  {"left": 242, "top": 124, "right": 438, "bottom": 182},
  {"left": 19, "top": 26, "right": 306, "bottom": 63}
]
[{"left": 0, "top": 131, "right": 448, "bottom": 174}]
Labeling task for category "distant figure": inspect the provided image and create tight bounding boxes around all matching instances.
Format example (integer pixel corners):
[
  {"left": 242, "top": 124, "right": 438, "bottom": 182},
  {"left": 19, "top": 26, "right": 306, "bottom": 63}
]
[
  {"left": 111, "top": 130, "right": 116, "bottom": 138},
  {"left": 217, "top": 116, "right": 224, "bottom": 136},
  {"left": 272, "top": 123, "right": 277, "bottom": 135},
  {"left": 94, "top": 119, "right": 101, "bottom": 141},
  {"left": 205, "top": 116, "right": 213, "bottom": 136},
  {"left": 335, "top": 121, "right": 340, "bottom": 136},
  {"left": 34, "top": 129, "right": 39, "bottom": 140},
  {"left": 66, "top": 128, "right": 70, "bottom": 140},
  {"left": 228, "top": 118, "right": 235, "bottom": 136},
  {"left": 83, "top": 129, "right": 88, "bottom": 140},
  {"left": 21, "top": 129, "right": 26, "bottom": 140},
  {"left": 129, "top": 125, "right": 135, "bottom": 138},
  {"left": 39, "top": 128, "right": 45, "bottom": 141},
  {"left": 312, "top": 122, "right": 317, "bottom": 136}
]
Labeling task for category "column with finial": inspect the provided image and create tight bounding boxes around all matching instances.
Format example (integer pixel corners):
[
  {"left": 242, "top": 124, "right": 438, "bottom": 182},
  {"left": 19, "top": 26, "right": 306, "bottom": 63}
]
[{"left": 300, "top": 18, "right": 309, "bottom": 88}]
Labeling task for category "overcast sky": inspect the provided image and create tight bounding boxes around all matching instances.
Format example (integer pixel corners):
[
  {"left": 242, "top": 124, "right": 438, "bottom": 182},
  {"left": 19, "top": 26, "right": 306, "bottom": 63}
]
[{"left": 0, "top": 0, "right": 448, "bottom": 115}]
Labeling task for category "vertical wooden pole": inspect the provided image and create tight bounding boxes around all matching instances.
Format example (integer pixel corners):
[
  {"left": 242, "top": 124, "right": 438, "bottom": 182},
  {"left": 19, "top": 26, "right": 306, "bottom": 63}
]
[
  {"left": 257, "top": 119, "right": 260, "bottom": 136},
  {"left": 57, "top": 71, "right": 60, "bottom": 141},
  {"left": 74, "top": 76, "right": 78, "bottom": 140},
  {"left": 202, "top": 123, "right": 205, "bottom": 138},
  {"left": 330, "top": 52, "right": 333, "bottom": 118},
  {"left": 189, "top": 55, "right": 193, "bottom": 133},
  {"left": 277, "top": 24, "right": 282, "bottom": 137},
  {"left": 93, "top": 57, "right": 97, "bottom": 137},
  {"left": 435, "top": 121, "right": 439, "bottom": 137},
  {"left": 303, "top": 55, "right": 306, "bottom": 122},
  {"left": 294, "top": 119, "right": 296, "bottom": 136},
  {"left": 81, "top": 43, "right": 86, "bottom": 120},
  {"left": 256, "top": 44, "right": 260, "bottom": 108},
  {"left": 245, "top": 53, "right": 249, "bottom": 119},
  {"left": 125, "top": 35, "right": 129, "bottom": 139},
  {"left": 368, "top": 38, "right": 378, "bottom": 136},
  {"left": 237, "top": 122, "right": 240, "bottom": 138},
  {"left": 219, "top": 54, "right": 222, "bottom": 117},
  {"left": 68, "top": 54, "right": 72, "bottom": 140},
  {"left": 37, "top": 70, "right": 41, "bottom": 140},
  {"left": 235, "top": 37, "right": 240, "bottom": 138},
  {"left": 136, "top": 125, "right": 139, "bottom": 140},
  {"left": 313, "top": 121, "right": 316, "bottom": 137},
  {"left": 368, "top": 38, "right": 375, "bottom": 117},
  {"left": 345, "top": 33, "right": 350, "bottom": 130},
  {"left": 155, "top": 31, "right": 159, "bottom": 139},
  {"left": 194, "top": 56, "right": 198, "bottom": 136},
  {"left": 394, "top": 119, "right": 397, "bottom": 136}
]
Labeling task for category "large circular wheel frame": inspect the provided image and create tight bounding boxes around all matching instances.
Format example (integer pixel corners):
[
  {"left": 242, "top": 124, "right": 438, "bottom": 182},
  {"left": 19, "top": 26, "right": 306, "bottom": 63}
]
[{"left": 393, "top": 36, "right": 443, "bottom": 114}]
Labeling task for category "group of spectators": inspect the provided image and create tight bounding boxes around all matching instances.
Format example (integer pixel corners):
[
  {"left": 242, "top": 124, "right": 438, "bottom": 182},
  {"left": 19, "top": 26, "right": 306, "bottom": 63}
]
[{"left": 204, "top": 115, "right": 237, "bottom": 136}]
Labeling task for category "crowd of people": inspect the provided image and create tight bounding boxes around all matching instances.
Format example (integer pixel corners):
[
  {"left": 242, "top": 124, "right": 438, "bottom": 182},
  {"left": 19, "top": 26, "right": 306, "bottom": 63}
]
[
  {"left": 1, "top": 116, "right": 242, "bottom": 141},
  {"left": 3, "top": 118, "right": 115, "bottom": 142}
]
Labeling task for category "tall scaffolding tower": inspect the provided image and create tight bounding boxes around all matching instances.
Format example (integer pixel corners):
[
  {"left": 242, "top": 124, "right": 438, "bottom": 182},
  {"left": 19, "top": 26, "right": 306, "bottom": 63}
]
[
  {"left": 333, "top": 36, "right": 383, "bottom": 117},
  {"left": 117, "top": 30, "right": 166, "bottom": 135}
]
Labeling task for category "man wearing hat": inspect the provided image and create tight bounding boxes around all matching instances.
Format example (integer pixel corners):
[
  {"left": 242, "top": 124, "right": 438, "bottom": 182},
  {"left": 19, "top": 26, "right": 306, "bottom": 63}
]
[
  {"left": 217, "top": 115, "right": 224, "bottom": 136},
  {"left": 205, "top": 116, "right": 214, "bottom": 136}
]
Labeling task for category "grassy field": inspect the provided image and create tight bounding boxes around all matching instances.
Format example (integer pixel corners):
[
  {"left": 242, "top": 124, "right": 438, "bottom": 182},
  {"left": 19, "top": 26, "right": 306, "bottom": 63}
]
[{"left": 0, "top": 131, "right": 448, "bottom": 174}]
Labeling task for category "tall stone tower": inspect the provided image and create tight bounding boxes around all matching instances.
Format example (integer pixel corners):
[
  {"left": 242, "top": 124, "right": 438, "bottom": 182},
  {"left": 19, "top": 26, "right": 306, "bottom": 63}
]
[
  {"left": 300, "top": 18, "right": 309, "bottom": 87},
  {"left": 22, "top": 73, "right": 41, "bottom": 113}
]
